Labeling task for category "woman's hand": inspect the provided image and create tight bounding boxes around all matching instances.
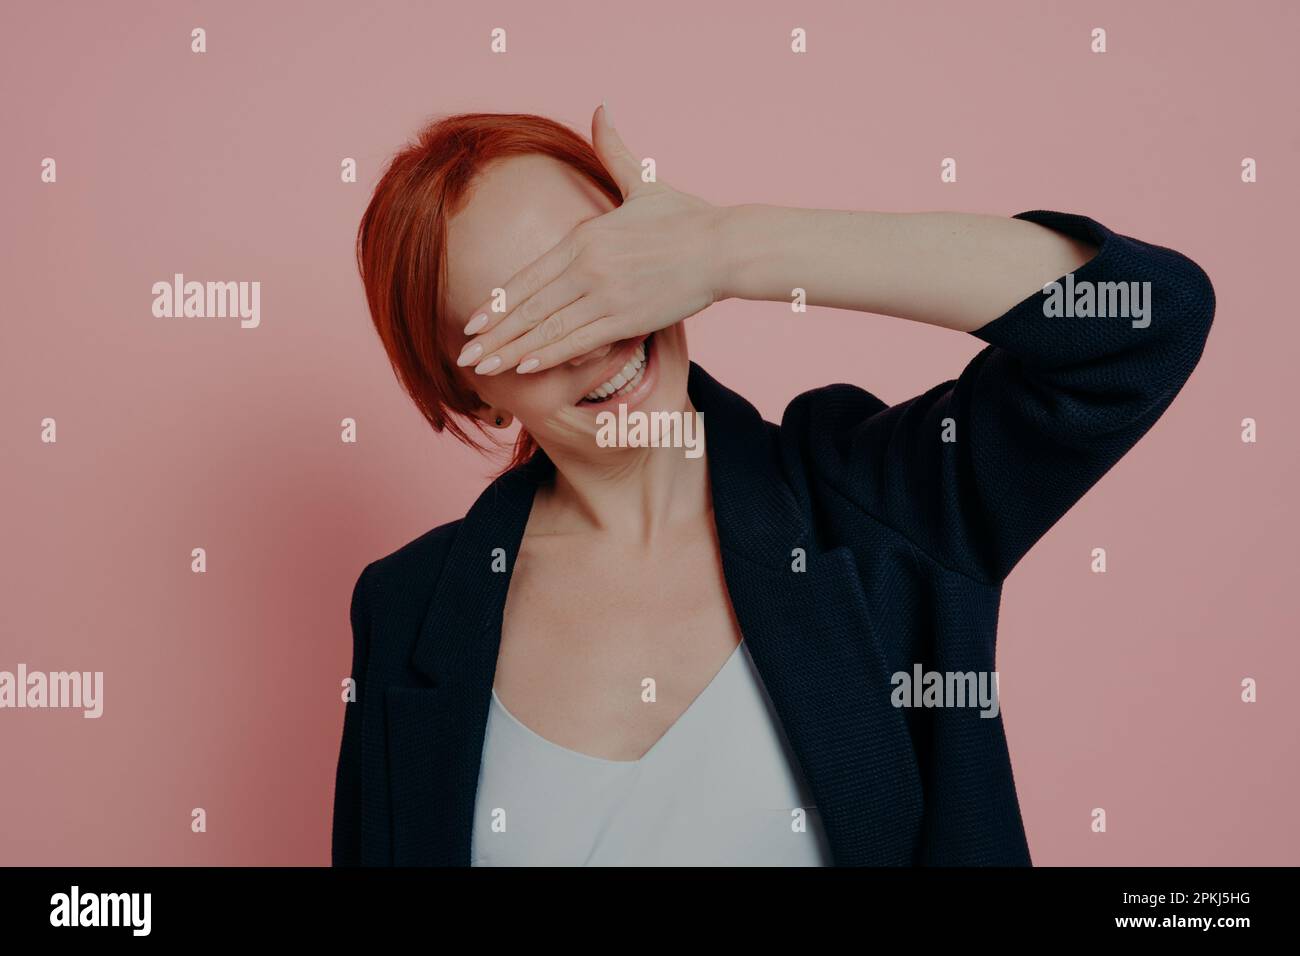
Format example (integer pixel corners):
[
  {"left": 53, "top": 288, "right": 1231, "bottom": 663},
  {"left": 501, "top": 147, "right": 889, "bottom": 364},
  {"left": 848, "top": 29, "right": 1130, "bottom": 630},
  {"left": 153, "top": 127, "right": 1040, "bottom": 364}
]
[{"left": 458, "top": 104, "right": 727, "bottom": 376}]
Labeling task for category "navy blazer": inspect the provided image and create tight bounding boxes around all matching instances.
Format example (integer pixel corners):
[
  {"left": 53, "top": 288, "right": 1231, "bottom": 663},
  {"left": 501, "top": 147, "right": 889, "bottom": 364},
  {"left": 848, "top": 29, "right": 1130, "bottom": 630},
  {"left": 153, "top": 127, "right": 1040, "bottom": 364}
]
[{"left": 332, "top": 210, "right": 1215, "bottom": 866}]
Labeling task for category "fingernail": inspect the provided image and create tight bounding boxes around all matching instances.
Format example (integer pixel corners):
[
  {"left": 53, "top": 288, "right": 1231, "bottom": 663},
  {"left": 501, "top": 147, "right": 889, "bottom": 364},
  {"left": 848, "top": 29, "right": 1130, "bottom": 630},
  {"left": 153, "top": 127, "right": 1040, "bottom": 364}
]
[
  {"left": 456, "top": 342, "right": 483, "bottom": 367},
  {"left": 517, "top": 357, "right": 541, "bottom": 374},
  {"left": 602, "top": 100, "right": 613, "bottom": 127},
  {"left": 464, "top": 313, "right": 488, "bottom": 335},
  {"left": 475, "top": 355, "right": 502, "bottom": 375}
]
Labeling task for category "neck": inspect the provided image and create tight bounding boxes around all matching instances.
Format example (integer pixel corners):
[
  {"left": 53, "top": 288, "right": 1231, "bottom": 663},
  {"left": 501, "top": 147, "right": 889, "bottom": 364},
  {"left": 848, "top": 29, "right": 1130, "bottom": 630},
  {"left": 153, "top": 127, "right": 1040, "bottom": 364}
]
[{"left": 533, "top": 404, "right": 711, "bottom": 544}]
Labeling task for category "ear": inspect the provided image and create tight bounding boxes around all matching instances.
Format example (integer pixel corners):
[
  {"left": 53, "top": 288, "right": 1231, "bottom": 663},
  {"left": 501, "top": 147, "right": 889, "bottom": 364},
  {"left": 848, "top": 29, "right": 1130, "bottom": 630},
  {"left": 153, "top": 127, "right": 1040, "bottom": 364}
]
[{"left": 470, "top": 406, "right": 513, "bottom": 429}]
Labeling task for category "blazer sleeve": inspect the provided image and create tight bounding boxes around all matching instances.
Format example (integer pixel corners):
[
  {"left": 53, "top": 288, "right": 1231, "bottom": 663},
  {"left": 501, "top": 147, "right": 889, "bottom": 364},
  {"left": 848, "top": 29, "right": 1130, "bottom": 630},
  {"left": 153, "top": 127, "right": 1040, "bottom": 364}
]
[
  {"left": 331, "top": 561, "right": 375, "bottom": 866},
  {"left": 804, "top": 210, "right": 1216, "bottom": 584}
]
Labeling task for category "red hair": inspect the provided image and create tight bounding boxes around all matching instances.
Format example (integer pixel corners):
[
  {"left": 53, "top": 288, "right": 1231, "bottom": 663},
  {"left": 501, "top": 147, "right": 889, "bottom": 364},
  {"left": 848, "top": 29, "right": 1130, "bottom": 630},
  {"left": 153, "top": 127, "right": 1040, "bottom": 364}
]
[{"left": 355, "top": 112, "right": 622, "bottom": 474}]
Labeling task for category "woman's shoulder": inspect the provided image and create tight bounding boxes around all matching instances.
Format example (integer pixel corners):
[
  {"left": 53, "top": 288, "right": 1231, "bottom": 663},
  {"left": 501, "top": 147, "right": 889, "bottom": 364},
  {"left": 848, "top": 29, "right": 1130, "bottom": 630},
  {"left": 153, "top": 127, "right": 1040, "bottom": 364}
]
[
  {"left": 357, "top": 517, "right": 464, "bottom": 600},
  {"left": 779, "top": 381, "right": 892, "bottom": 436},
  {"left": 769, "top": 380, "right": 896, "bottom": 481}
]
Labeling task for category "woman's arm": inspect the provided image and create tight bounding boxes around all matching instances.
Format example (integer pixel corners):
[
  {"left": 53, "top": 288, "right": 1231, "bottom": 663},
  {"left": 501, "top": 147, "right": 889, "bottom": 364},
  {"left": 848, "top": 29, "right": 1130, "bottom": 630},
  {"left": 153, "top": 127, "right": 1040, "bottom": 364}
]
[
  {"left": 770, "top": 209, "right": 1216, "bottom": 582},
  {"left": 714, "top": 205, "right": 1098, "bottom": 333}
]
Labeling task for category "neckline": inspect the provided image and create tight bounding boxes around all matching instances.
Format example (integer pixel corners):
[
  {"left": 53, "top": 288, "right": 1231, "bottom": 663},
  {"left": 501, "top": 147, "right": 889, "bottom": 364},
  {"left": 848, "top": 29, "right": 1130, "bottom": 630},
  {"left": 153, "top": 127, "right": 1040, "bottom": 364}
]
[{"left": 489, "top": 640, "right": 746, "bottom": 767}]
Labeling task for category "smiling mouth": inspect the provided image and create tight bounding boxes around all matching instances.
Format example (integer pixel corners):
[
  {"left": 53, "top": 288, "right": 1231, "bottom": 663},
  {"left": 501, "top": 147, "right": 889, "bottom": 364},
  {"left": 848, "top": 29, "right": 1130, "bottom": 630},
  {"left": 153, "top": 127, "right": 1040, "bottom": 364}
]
[{"left": 576, "top": 333, "right": 653, "bottom": 406}]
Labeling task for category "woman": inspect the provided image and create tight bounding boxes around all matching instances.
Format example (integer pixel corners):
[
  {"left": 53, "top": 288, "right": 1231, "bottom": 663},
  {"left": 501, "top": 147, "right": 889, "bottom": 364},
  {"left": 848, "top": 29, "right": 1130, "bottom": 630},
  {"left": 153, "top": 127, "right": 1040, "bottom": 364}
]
[{"left": 332, "top": 106, "right": 1214, "bottom": 866}]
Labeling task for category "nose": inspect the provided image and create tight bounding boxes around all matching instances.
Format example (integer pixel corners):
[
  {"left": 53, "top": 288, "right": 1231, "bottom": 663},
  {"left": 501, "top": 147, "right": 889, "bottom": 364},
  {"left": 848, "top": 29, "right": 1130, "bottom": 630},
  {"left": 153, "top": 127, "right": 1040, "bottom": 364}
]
[{"left": 568, "top": 343, "right": 612, "bottom": 367}]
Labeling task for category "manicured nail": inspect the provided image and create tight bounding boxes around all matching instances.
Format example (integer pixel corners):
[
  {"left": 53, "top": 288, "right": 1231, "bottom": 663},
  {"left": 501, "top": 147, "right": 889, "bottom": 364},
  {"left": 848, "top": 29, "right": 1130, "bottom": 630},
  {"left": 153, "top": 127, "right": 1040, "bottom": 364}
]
[
  {"left": 463, "top": 312, "right": 488, "bottom": 335},
  {"left": 475, "top": 355, "right": 502, "bottom": 375},
  {"left": 517, "top": 357, "right": 541, "bottom": 374},
  {"left": 456, "top": 342, "right": 483, "bottom": 367}
]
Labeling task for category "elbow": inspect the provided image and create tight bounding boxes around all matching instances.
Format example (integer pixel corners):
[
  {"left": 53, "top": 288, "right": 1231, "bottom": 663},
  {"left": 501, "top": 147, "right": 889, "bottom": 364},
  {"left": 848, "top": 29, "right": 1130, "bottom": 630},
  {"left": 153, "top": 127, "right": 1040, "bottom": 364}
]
[
  {"left": 1175, "top": 250, "right": 1216, "bottom": 347},
  {"left": 1137, "top": 246, "right": 1216, "bottom": 384},
  {"left": 1165, "top": 250, "right": 1216, "bottom": 378}
]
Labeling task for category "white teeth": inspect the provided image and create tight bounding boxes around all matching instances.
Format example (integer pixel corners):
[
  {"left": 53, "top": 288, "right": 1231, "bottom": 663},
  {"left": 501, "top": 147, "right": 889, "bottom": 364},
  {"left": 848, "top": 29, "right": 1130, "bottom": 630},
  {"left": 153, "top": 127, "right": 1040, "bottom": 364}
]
[{"left": 582, "top": 341, "right": 648, "bottom": 402}]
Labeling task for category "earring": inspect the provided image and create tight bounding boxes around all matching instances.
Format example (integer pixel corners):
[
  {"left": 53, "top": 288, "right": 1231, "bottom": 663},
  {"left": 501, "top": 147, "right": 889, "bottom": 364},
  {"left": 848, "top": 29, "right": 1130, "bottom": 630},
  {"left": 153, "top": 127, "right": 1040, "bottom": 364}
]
[{"left": 495, "top": 415, "right": 504, "bottom": 426}]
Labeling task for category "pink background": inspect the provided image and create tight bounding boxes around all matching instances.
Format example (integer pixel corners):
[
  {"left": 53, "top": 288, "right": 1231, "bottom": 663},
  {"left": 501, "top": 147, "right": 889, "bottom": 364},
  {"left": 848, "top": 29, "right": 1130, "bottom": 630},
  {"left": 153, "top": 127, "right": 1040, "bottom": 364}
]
[{"left": 2, "top": 0, "right": 1296, "bottom": 865}]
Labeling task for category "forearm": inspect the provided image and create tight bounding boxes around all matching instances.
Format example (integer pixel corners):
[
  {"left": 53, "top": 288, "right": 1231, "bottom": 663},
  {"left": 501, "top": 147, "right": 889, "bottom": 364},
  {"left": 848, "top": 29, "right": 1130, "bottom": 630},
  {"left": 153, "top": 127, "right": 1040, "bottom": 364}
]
[{"left": 713, "top": 204, "right": 1098, "bottom": 333}]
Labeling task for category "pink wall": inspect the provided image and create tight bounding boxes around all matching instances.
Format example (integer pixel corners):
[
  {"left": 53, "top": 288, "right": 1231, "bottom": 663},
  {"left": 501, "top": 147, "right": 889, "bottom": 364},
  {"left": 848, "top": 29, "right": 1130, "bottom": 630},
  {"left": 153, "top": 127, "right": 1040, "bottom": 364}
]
[{"left": 1, "top": 0, "right": 1296, "bottom": 865}]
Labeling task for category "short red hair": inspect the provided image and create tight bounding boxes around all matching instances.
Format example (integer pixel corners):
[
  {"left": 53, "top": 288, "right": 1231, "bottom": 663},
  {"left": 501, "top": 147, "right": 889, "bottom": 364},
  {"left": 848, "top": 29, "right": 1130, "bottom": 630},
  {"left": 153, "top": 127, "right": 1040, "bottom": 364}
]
[{"left": 356, "top": 112, "right": 622, "bottom": 473}]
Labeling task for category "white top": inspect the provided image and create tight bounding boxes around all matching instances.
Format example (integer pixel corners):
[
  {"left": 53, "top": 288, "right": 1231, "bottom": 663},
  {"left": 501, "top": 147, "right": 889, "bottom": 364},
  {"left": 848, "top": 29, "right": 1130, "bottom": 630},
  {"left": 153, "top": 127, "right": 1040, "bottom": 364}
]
[{"left": 470, "top": 640, "right": 834, "bottom": 866}]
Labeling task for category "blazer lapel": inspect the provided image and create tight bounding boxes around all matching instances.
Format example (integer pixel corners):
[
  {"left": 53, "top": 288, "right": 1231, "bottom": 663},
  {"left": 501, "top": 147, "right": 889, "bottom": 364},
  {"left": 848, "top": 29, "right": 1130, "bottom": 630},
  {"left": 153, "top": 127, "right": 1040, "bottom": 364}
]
[
  {"left": 386, "top": 462, "right": 542, "bottom": 866},
  {"left": 688, "top": 363, "right": 925, "bottom": 865},
  {"left": 383, "top": 362, "right": 923, "bottom": 866}
]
